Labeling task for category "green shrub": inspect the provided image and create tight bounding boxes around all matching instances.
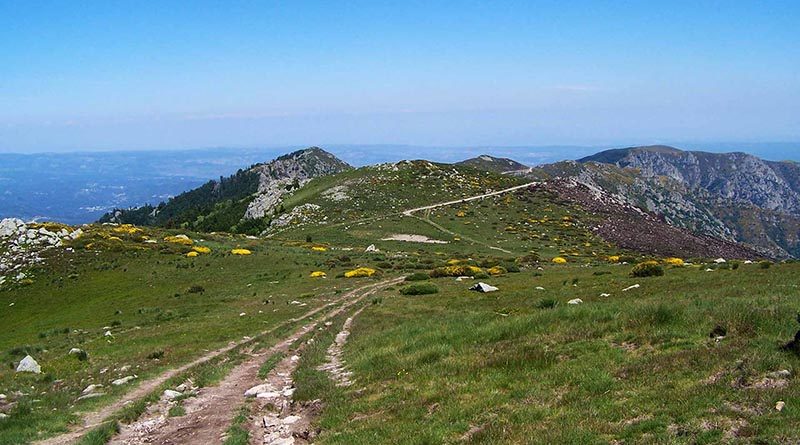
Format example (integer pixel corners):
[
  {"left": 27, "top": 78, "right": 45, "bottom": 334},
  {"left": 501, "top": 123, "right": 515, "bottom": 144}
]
[
  {"left": 630, "top": 261, "right": 664, "bottom": 278},
  {"left": 187, "top": 285, "right": 205, "bottom": 294},
  {"left": 399, "top": 283, "right": 439, "bottom": 295},
  {"left": 147, "top": 350, "right": 165, "bottom": 360},
  {"left": 759, "top": 261, "right": 772, "bottom": 269},
  {"left": 404, "top": 272, "right": 431, "bottom": 281}
]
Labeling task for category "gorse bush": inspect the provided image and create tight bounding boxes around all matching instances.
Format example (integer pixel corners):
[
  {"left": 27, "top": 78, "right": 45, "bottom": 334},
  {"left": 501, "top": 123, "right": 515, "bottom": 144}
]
[
  {"left": 399, "top": 283, "right": 439, "bottom": 295},
  {"left": 430, "top": 265, "right": 483, "bottom": 278},
  {"left": 630, "top": 261, "right": 664, "bottom": 278},
  {"left": 760, "top": 261, "right": 772, "bottom": 269}
]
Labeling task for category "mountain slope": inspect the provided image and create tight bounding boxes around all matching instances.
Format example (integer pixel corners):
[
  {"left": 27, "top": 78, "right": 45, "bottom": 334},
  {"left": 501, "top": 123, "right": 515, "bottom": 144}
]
[
  {"left": 101, "top": 147, "right": 351, "bottom": 234},
  {"left": 569, "top": 145, "right": 800, "bottom": 257},
  {"left": 456, "top": 155, "right": 528, "bottom": 173}
]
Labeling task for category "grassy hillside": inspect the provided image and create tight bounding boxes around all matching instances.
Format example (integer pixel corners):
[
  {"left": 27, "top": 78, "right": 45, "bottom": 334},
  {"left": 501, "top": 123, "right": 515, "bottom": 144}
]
[{"left": 293, "top": 261, "right": 800, "bottom": 444}]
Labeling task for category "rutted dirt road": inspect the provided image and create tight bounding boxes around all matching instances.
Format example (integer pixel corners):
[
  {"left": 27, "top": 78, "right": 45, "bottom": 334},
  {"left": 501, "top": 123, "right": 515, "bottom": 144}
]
[
  {"left": 107, "top": 278, "right": 401, "bottom": 445},
  {"left": 37, "top": 278, "right": 400, "bottom": 445}
]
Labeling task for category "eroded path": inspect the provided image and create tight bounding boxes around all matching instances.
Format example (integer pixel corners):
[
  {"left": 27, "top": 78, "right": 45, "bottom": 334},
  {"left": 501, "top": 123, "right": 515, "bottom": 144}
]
[{"left": 108, "top": 278, "right": 401, "bottom": 445}]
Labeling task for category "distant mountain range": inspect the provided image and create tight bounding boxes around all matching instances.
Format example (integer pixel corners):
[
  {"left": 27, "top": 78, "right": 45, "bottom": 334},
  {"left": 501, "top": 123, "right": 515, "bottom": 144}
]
[{"left": 99, "top": 144, "right": 799, "bottom": 259}]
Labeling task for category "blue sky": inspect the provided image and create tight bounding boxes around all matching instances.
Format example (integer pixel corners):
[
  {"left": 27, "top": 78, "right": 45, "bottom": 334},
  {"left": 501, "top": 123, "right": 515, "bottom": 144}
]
[{"left": 1, "top": 1, "right": 798, "bottom": 153}]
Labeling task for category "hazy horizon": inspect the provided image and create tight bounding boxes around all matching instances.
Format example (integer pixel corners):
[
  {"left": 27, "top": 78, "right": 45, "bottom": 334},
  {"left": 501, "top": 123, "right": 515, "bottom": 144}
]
[{"left": 2, "top": 2, "right": 798, "bottom": 152}]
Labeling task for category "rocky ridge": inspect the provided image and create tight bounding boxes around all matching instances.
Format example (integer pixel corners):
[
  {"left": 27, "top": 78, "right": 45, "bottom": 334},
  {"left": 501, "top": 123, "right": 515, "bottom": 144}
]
[{"left": 0, "top": 218, "right": 82, "bottom": 287}]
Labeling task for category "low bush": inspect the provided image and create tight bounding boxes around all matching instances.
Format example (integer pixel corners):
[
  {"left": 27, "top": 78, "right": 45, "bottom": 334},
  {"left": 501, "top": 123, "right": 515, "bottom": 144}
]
[
  {"left": 399, "top": 283, "right": 439, "bottom": 295},
  {"left": 430, "top": 265, "right": 483, "bottom": 278},
  {"left": 630, "top": 261, "right": 664, "bottom": 278},
  {"left": 759, "top": 261, "right": 773, "bottom": 269},
  {"left": 404, "top": 272, "right": 431, "bottom": 281},
  {"left": 536, "top": 298, "right": 558, "bottom": 309}
]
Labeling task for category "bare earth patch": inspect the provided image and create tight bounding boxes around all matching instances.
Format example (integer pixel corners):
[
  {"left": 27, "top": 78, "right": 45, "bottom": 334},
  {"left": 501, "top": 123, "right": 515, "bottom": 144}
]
[{"left": 381, "top": 234, "right": 449, "bottom": 244}]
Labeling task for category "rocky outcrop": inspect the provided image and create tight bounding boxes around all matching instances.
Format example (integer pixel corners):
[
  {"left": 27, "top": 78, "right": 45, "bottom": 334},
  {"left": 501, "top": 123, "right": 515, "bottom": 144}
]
[
  {"left": 244, "top": 147, "right": 352, "bottom": 219},
  {"left": 0, "top": 218, "right": 82, "bottom": 287}
]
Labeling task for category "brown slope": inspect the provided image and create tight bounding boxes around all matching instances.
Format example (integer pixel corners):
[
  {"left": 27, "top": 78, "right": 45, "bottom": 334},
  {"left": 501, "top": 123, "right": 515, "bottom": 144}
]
[{"left": 542, "top": 179, "right": 762, "bottom": 260}]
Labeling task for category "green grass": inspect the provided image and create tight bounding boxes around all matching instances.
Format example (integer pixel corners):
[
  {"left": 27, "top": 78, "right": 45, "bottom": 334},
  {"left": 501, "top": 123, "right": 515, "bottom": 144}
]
[
  {"left": 222, "top": 406, "right": 250, "bottom": 445},
  {"left": 0, "top": 225, "right": 370, "bottom": 444},
  {"left": 289, "top": 262, "right": 800, "bottom": 444}
]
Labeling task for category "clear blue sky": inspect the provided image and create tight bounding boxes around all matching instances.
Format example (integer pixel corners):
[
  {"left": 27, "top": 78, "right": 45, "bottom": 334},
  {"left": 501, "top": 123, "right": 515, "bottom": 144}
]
[{"left": 1, "top": 0, "right": 798, "bottom": 153}]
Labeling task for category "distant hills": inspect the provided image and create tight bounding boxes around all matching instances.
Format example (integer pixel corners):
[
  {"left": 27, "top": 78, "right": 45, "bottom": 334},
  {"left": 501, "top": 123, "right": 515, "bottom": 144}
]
[{"left": 99, "top": 144, "right": 800, "bottom": 259}]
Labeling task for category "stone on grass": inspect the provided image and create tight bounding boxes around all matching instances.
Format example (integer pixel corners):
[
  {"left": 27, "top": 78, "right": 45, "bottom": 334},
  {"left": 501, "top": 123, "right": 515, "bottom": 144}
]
[
  {"left": 82, "top": 384, "right": 103, "bottom": 395},
  {"left": 16, "top": 355, "right": 41, "bottom": 374},
  {"left": 714, "top": 258, "right": 726, "bottom": 264},
  {"left": 365, "top": 244, "right": 379, "bottom": 253},
  {"left": 470, "top": 282, "right": 498, "bottom": 293},
  {"left": 622, "top": 284, "right": 640, "bottom": 292},
  {"left": 111, "top": 375, "right": 136, "bottom": 386},
  {"left": 776, "top": 400, "right": 786, "bottom": 411},
  {"left": 567, "top": 298, "right": 583, "bottom": 305}
]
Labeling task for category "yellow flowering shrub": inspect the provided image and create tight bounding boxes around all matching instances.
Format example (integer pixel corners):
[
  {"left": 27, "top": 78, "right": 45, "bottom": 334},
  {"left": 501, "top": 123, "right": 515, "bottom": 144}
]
[
  {"left": 552, "top": 257, "right": 568, "bottom": 264},
  {"left": 311, "top": 246, "right": 327, "bottom": 252},
  {"left": 108, "top": 236, "right": 123, "bottom": 242},
  {"left": 186, "top": 251, "right": 199, "bottom": 257},
  {"left": 192, "top": 246, "right": 212, "bottom": 254},
  {"left": 487, "top": 266, "right": 507, "bottom": 275},
  {"left": 310, "top": 271, "right": 327, "bottom": 278},
  {"left": 664, "top": 257, "right": 685, "bottom": 266},
  {"left": 231, "top": 248, "right": 252, "bottom": 255},
  {"left": 344, "top": 267, "right": 377, "bottom": 278},
  {"left": 430, "top": 265, "right": 483, "bottom": 277},
  {"left": 456, "top": 211, "right": 466, "bottom": 217},
  {"left": 113, "top": 224, "right": 142, "bottom": 235},
  {"left": 446, "top": 259, "right": 462, "bottom": 265},
  {"left": 164, "top": 235, "right": 193, "bottom": 246},
  {"left": 607, "top": 255, "right": 621, "bottom": 263}
]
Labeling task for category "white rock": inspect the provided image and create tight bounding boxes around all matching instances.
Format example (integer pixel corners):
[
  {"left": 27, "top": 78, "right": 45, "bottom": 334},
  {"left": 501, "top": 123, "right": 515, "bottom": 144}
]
[
  {"left": 535, "top": 286, "right": 545, "bottom": 290},
  {"left": 68, "top": 348, "right": 85, "bottom": 356},
  {"left": 256, "top": 391, "right": 281, "bottom": 399},
  {"left": 0, "top": 413, "right": 8, "bottom": 420},
  {"left": 104, "top": 330, "right": 113, "bottom": 337},
  {"left": 0, "top": 393, "right": 6, "bottom": 400},
  {"left": 469, "top": 282, "right": 498, "bottom": 293},
  {"left": 282, "top": 387, "right": 295, "bottom": 397},
  {"left": 239, "top": 312, "right": 246, "bottom": 317},
  {"left": 16, "top": 355, "right": 41, "bottom": 373},
  {"left": 714, "top": 258, "right": 726, "bottom": 264},
  {"left": 567, "top": 298, "right": 583, "bottom": 305},
  {"left": 600, "top": 293, "right": 611, "bottom": 297},
  {"left": 163, "top": 389, "right": 182, "bottom": 400},
  {"left": 82, "top": 384, "right": 103, "bottom": 395},
  {"left": 743, "top": 260, "right": 753, "bottom": 264},
  {"left": 111, "top": 376, "right": 136, "bottom": 386},
  {"left": 622, "top": 284, "right": 640, "bottom": 292},
  {"left": 282, "top": 415, "right": 302, "bottom": 424},
  {"left": 245, "top": 384, "right": 272, "bottom": 397},
  {"left": 365, "top": 244, "right": 379, "bottom": 253},
  {"left": 776, "top": 400, "right": 785, "bottom": 411}
]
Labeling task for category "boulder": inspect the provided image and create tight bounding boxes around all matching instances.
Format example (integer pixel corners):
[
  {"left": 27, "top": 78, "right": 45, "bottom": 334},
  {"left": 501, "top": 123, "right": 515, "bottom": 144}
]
[
  {"left": 163, "top": 389, "right": 182, "bottom": 400},
  {"left": 568, "top": 298, "right": 584, "bottom": 305},
  {"left": 714, "top": 258, "right": 726, "bottom": 264},
  {"left": 111, "top": 375, "right": 136, "bottom": 386},
  {"left": 245, "top": 384, "right": 272, "bottom": 397},
  {"left": 469, "top": 282, "right": 498, "bottom": 293},
  {"left": 16, "top": 355, "right": 41, "bottom": 373},
  {"left": 82, "top": 384, "right": 103, "bottom": 395},
  {"left": 365, "top": 244, "right": 379, "bottom": 253}
]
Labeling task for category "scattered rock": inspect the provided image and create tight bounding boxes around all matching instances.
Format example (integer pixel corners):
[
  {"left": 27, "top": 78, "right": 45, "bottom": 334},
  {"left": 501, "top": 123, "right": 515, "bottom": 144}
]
[
  {"left": 469, "top": 282, "right": 498, "bottom": 293},
  {"left": 568, "top": 298, "right": 583, "bottom": 305},
  {"left": 535, "top": 286, "right": 545, "bottom": 290},
  {"left": 600, "top": 293, "right": 611, "bottom": 297},
  {"left": 622, "top": 284, "right": 640, "bottom": 292},
  {"left": 162, "top": 390, "right": 182, "bottom": 400},
  {"left": 0, "top": 413, "right": 7, "bottom": 420},
  {"left": 365, "top": 244, "right": 379, "bottom": 253},
  {"left": 714, "top": 258, "right": 727, "bottom": 264},
  {"left": 15, "top": 355, "right": 41, "bottom": 374},
  {"left": 776, "top": 401, "right": 785, "bottom": 412},
  {"left": 112, "top": 376, "right": 136, "bottom": 386},
  {"left": 82, "top": 384, "right": 103, "bottom": 395},
  {"left": 245, "top": 384, "right": 272, "bottom": 397}
]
